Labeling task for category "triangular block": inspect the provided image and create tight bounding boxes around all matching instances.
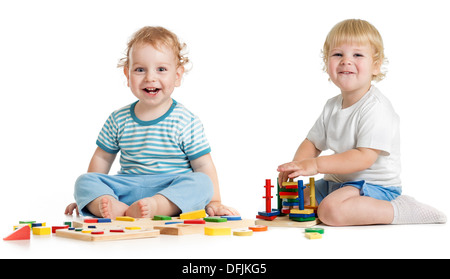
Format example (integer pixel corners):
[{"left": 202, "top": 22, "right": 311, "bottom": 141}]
[{"left": 3, "top": 225, "right": 31, "bottom": 241}]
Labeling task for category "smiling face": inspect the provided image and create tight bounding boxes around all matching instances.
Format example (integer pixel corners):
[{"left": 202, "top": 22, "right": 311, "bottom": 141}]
[
  {"left": 124, "top": 43, "right": 184, "bottom": 113},
  {"left": 327, "top": 43, "right": 381, "bottom": 97}
]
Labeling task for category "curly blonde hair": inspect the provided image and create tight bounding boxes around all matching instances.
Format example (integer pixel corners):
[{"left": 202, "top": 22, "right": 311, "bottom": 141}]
[
  {"left": 322, "top": 19, "right": 387, "bottom": 82},
  {"left": 117, "top": 26, "right": 189, "bottom": 69}
]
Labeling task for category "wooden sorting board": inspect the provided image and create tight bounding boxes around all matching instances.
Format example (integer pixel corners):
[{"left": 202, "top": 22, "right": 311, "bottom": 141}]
[
  {"left": 55, "top": 228, "right": 160, "bottom": 242},
  {"left": 72, "top": 217, "right": 255, "bottom": 236},
  {"left": 255, "top": 215, "right": 320, "bottom": 228}
]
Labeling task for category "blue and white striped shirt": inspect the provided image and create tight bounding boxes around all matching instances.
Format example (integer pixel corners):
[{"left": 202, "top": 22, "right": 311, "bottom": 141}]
[{"left": 96, "top": 99, "right": 211, "bottom": 175}]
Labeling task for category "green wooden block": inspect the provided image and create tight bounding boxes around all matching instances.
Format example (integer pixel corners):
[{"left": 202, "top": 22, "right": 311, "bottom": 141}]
[
  {"left": 305, "top": 228, "right": 324, "bottom": 234},
  {"left": 153, "top": 215, "right": 172, "bottom": 220},
  {"left": 290, "top": 216, "right": 316, "bottom": 222},
  {"left": 203, "top": 217, "right": 227, "bottom": 222}
]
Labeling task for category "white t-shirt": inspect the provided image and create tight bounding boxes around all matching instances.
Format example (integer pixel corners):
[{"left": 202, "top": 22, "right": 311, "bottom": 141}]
[{"left": 307, "top": 86, "right": 401, "bottom": 187}]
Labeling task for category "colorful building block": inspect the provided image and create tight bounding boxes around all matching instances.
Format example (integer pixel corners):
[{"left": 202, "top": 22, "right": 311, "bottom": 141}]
[
  {"left": 204, "top": 217, "right": 227, "bottom": 222},
  {"left": 248, "top": 225, "right": 268, "bottom": 232},
  {"left": 305, "top": 228, "right": 324, "bottom": 234},
  {"left": 153, "top": 215, "right": 172, "bottom": 221},
  {"left": 184, "top": 219, "right": 206, "bottom": 224},
  {"left": 3, "top": 225, "right": 31, "bottom": 241},
  {"left": 116, "top": 216, "right": 136, "bottom": 222},
  {"left": 305, "top": 232, "right": 322, "bottom": 239},
  {"left": 179, "top": 209, "right": 207, "bottom": 220},
  {"left": 52, "top": 225, "right": 70, "bottom": 233},
  {"left": 233, "top": 229, "right": 253, "bottom": 236},
  {"left": 204, "top": 227, "right": 231, "bottom": 236},
  {"left": 32, "top": 227, "right": 51, "bottom": 235}
]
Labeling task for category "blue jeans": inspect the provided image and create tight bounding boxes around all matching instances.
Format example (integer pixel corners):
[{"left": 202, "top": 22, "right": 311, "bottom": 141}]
[{"left": 74, "top": 172, "right": 213, "bottom": 216}]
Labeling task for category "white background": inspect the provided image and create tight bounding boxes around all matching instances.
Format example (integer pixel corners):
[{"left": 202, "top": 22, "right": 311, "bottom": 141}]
[{"left": 1, "top": 0, "right": 449, "bottom": 259}]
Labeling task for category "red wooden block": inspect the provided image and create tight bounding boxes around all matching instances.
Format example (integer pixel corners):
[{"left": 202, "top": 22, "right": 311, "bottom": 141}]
[
  {"left": 256, "top": 215, "right": 277, "bottom": 221},
  {"left": 91, "top": 231, "right": 104, "bottom": 235},
  {"left": 110, "top": 229, "right": 125, "bottom": 233},
  {"left": 84, "top": 218, "right": 98, "bottom": 223},
  {"left": 279, "top": 191, "right": 298, "bottom": 196},
  {"left": 52, "top": 225, "right": 69, "bottom": 233},
  {"left": 3, "top": 226, "right": 31, "bottom": 241},
  {"left": 184, "top": 219, "right": 206, "bottom": 224}
]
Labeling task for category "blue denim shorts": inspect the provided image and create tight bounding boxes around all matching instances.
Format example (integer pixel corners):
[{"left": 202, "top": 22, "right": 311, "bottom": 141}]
[{"left": 315, "top": 179, "right": 402, "bottom": 204}]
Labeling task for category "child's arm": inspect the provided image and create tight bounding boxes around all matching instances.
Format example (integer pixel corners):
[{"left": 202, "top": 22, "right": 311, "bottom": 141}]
[
  {"left": 87, "top": 147, "right": 117, "bottom": 173},
  {"left": 278, "top": 146, "right": 380, "bottom": 178},
  {"left": 190, "top": 153, "right": 239, "bottom": 216},
  {"left": 278, "top": 138, "right": 321, "bottom": 183}
]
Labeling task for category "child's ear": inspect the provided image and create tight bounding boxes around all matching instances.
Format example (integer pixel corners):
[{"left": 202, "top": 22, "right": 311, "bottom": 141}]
[
  {"left": 175, "top": 66, "right": 185, "bottom": 87},
  {"left": 372, "top": 60, "right": 381, "bottom": 76},
  {"left": 123, "top": 67, "right": 130, "bottom": 87}
]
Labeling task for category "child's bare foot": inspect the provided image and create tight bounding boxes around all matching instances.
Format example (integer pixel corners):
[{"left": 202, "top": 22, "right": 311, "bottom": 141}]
[
  {"left": 126, "top": 197, "right": 157, "bottom": 218},
  {"left": 126, "top": 194, "right": 180, "bottom": 218},
  {"left": 96, "top": 196, "right": 129, "bottom": 219}
]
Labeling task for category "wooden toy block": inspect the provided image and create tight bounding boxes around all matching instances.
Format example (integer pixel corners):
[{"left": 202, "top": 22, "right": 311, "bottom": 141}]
[
  {"left": 3, "top": 225, "right": 30, "bottom": 241},
  {"left": 204, "top": 227, "right": 231, "bottom": 236},
  {"left": 233, "top": 229, "right": 253, "bottom": 236},
  {"left": 52, "top": 225, "right": 69, "bottom": 233},
  {"left": 256, "top": 214, "right": 277, "bottom": 221},
  {"left": 248, "top": 225, "right": 268, "bottom": 232},
  {"left": 84, "top": 218, "right": 98, "bottom": 223},
  {"left": 31, "top": 222, "right": 46, "bottom": 227},
  {"left": 290, "top": 209, "right": 314, "bottom": 215},
  {"left": 256, "top": 215, "right": 320, "bottom": 228},
  {"left": 153, "top": 215, "right": 172, "bottom": 220},
  {"left": 179, "top": 209, "right": 206, "bottom": 220},
  {"left": 125, "top": 227, "right": 141, "bottom": 230},
  {"left": 220, "top": 216, "right": 242, "bottom": 221},
  {"left": 19, "top": 221, "right": 36, "bottom": 225},
  {"left": 305, "top": 228, "right": 324, "bottom": 234},
  {"left": 290, "top": 216, "right": 316, "bottom": 222},
  {"left": 91, "top": 231, "right": 104, "bottom": 235},
  {"left": 154, "top": 224, "right": 202, "bottom": 235},
  {"left": 97, "top": 218, "right": 112, "bottom": 223},
  {"left": 184, "top": 219, "right": 206, "bottom": 224},
  {"left": 56, "top": 228, "right": 159, "bottom": 241},
  {"left": 115, "top": 216, "right": 136, "bottom": 222},
  {"left": 204, "top": 217, "right": 227, "bottom": 222},
  {"left": 32, "top": 227, "right": 51, "bottom": 235},
  {"left": 305, "top": 232, "right": 322, "bottom": 239},
  {"left": 258, "top": 210, "right": 279, "bottom": 217}
]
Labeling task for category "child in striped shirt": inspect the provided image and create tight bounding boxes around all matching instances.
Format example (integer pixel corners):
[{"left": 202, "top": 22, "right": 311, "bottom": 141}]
[{"left": 65, "top": 26, "right": 238, "bottom": 219}]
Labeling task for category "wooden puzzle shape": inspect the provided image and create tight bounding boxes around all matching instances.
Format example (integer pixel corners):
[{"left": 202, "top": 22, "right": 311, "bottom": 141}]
[
  {"left": 55, "top": 227, "right": 160, "bottom": 241},
  {"left": 3, "top": 225, "right": 31, "bottom": 241}
]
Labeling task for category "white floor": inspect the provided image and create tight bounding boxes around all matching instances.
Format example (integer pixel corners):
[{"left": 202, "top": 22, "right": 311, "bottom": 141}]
[{"left": 2, "top": 212, "right": 449, "bottom": 259}]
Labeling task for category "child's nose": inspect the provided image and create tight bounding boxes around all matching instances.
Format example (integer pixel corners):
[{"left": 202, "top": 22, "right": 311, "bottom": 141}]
[{"left": 145, "top": 72, "right": 157, "bottom": 82}]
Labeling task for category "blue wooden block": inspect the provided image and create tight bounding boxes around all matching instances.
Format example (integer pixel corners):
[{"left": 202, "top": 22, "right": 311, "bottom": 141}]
[
  {"left": 288, "top": 213, "right": 316, "bottom": 218},
  {"left": 258, "top": 209, "right": 280, "bottom": 217},
  {"left": 97, "top": 218, "right": 112, "bottom": 223},
  {"left": 220, "top": 216, "right": 242, "bottom": 221},
  {"left": 165, "top": 221, "right": 183, "bottom": 225}
]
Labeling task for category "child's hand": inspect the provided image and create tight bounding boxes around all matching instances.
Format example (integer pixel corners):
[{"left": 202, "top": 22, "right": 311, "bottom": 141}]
[
  {"left": 64, "top": 202, "right": 80, "bottom": 216},
  {"left": 206, "top": 201, "right": 240, "bottom": 217},
  {"left": 277, "top": 159, "right": 319, "bottom": 183}
]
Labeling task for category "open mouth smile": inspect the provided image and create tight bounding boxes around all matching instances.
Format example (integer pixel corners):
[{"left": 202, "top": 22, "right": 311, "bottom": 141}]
[{"left": 143, "top": 87, "right": 161, "bottom": 95}]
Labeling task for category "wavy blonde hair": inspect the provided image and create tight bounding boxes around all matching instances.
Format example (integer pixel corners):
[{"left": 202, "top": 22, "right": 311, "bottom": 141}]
[
  {"left": 322, "top": 19, "right": 387, "bottom": 82},
  {"left": 117, "top": 26, "right": 189, "bottom": 70}
]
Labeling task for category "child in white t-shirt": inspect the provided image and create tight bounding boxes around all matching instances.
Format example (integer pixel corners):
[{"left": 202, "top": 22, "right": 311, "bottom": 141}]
[{"left": 278, "top": 19, "right": 446, "bottom": 226}]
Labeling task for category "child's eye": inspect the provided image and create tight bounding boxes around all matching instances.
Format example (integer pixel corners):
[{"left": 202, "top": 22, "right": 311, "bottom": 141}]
[
  {"left": 331, "top": 53, "right": 342, "bottom": 57},
  {"left": 157, "top": 67, "right": 167, "bottom": 72},
  {"left": 354, "top": 53, "right": 364, "bottom": 57},
  {"left": 135, "top": 67, "right": 145, "bottom": 73}
]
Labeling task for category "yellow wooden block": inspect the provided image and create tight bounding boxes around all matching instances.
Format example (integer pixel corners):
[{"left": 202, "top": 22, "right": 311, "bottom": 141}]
[
  {"left": 82, "top": 230, "right": 92, "bottom": 234},
  {"left": 179, "top": 209, "right": 207, "bottom": 220},
  {"left": 125, "top": 227, "right": 141, "bottom": 230},
  {"left": 204, "top": 227, "right": 231, "bottom": 236},
  {"left": 305, "top": 232, "right": 322, "bottom": 239},
  {"left": 279, "top": 195, "right": 298, "bottom": 199},
  {"left": 281, "top": 182, "right": 298, "bottom": 187},
  {"left": 116, "top": 216, "right": 136, "bottom": 222},
  {"left": 233, "top": 229, "right": 253, "bottom": 236},
  {"left": 32, "top": 227, "right": 51, "bottom": 235},
  {"left": 290, "top": 209, "right": 314, "bottom": 215}
]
